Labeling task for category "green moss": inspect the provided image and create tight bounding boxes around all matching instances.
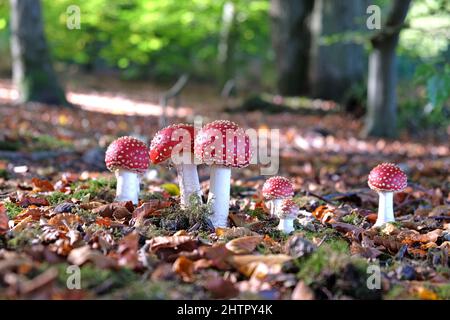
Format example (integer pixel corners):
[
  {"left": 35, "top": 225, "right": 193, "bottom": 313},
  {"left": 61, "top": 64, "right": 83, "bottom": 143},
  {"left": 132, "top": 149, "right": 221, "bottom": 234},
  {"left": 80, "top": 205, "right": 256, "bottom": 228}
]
[
  {"left": 161, "top": 196, "right": 212, "bottom": 230},
  {"left": 3, "top": 201, "right": 22, "bottom": 219},
  {"left": 434, "top": 283, "right": 450, "bottom": 300},
  {"left": 7, "top": 222, "right": 41, "bottom": 249},
  {"left": 342, "top": 212, "right": 363, "bottom": 225},
  {"left": 296, "top": 239, "right": 349, "bottom": 285},
  {"left": 384, "top": 284, "right": 409, "bottom": 300},
  {"left": 47, "top": 178, "right": 115, "bottom": 205},
  {"left": 32, "top": 134, "right": 73, "bottom": 151},
  {"left": 0, "top": 168, "right": 9, "bottom": 179},
  {"left": 47, "top": 191, "right": 71, "bottom": 205}
]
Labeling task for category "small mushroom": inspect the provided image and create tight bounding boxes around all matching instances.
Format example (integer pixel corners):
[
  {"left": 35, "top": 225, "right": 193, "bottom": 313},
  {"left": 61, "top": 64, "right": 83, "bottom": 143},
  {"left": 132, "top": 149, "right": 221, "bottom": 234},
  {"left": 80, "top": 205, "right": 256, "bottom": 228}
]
[
  {"left": 150, "top": 123, "right": 201, "bottom": 206},
  {"left": 368, "top": 163, "right": 407, "bottom": 227},
  {"left": 276, "top": 198, "right": 299, "bottom": 233},
  {"left": 262, "top": 176, "right": 294, "bottom": 216},
  {"left": 105, "top": 136, "right": 149, "bottom": 204},
  {"left": 195, "top": 120, "right": 251, "bottom": 227}
]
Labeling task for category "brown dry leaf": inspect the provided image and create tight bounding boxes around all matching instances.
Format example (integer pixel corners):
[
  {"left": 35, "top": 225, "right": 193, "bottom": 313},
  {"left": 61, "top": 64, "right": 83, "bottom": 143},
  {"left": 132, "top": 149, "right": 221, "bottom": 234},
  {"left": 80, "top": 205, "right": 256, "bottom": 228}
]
[
  {"left": 225, "top": 235, "right": 263, "bottom": 254},
  {"left": 92, "top": 203, "right": 131, "bottom": 220},
  {"left": 147, "top": 235, "right": 198, "bottom": 261},
  {"left": 350, "top": 241, "right": 383, "bottom": 259},
  {"left": 116, "top": 232, "right": 139, "bottom": 269},
  {"left": 227, "top": 254, "right": 292, "bottom": 278},
  {"left": 31, "top": 178, "right": 54, "bottom": 192},
  {"left": 412, "top": 286, "right": 439, "bottom": 300},
  {"left": 204, "top": 277, "right": 239, "bottom": 299},
  {"left": 172, "top": 256, "right": 194, "bottom": 282},
  {"left": 12, "top": 216, "right": 34, "bottom": 232},
  {"left": 0, "top": 203, "right": 9, "bottom": 235},
  {"left": 48, "top": 213, "right": 82, "bottom": 231},
  {"left": 17, "top": 194, "right": 49, "bottom": 207},
  {"left": 198, "top": 244, "right": 233, "bottom": 270},
  {"left": 67, "top": 245, "right": 117, "bottom": 269},
  {"left": 132, "top": 200, "right": 171, "bottom": 220},
  {"left": 79, "top": 201, "right": 105, "bottom": 210},
  {"left": 14, "top": 207, "right": 43, "bottom": 223},
  {"left": 408, "top": 229, "right": 443, "bottom": 244},
  {"left": 429, "top": 205, "right": 450, "bottom": 217},
  {"left": 215, "top": 227, "right": 258, "bottom": 239},
  {"left": 312, "top": 205, "right": 336, "bottom": 223},
  {"left": 291, "top": 281, "right": 315, "bottom": 300},
  {"left": 372, "top": 235, "right": 404, "bottom": 254}
]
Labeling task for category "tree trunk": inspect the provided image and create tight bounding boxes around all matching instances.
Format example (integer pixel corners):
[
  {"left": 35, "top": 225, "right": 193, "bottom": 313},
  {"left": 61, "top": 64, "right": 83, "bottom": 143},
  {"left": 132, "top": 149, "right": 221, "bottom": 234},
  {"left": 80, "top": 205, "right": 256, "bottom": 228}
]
[
  {"left": 10, "top": 0, "right": 67, "bottom": 105},
  {"left": 363, "top": 0, "right": 411, "bottom": 138},
  {"left": 270, "top": 0, "right": 314, "bottom": 96},
  {"left": 218, "top": 1, "right": 238, "bottom": 88},
  {"left": 309, "top": 0, "right": 367, "bottom": 101}
]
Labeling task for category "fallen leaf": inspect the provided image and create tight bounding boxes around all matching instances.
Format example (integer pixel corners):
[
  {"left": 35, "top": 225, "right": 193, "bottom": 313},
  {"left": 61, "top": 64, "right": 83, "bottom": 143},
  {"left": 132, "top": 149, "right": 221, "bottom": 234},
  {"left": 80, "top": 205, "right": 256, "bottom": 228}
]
[
  {"left": 225, "top": 235, "right": 263, "bottom": 254},
  {"left": 116, "top": 232, "right": 139, "bottom": 269},
  {"left": 31, "top": 178, "right": 54, "bottom": 192},
  {"left": 291, "top": 281, "right": 314, "bottom": 300},
  {"left": 0, "top": 203, "right": 9, "bottom": 235},
  {"left": 92, "top": 203, "right": 131, "bottom": 220},
  {"left": 172, "top": 256, "right": 194, "bottom": 282},
  {"left": 48, "top": 213, "right": 82, "bottom": 231},
  {"left": 215, "top": 227, "right": 258, "bottom": 239},
  {"left": 413, "top": 286, "right": 439, "bottom": 300},
  {"left": 132, "top": 200, "right": 171, "bottom": 221},
  {"left": 67, "top": 245, "right": 117, "bottom": 269},
  {"left": 148, "top": 235, "right": 198, "bottom": 261},
  {"left": 227, "top": 254, "right": 292, "bottom": 278},
  {"left": 204, "top": 277, "right": 239, "bottom": 299},
  {"left": 17, "top": 195, "right": 49, "bottom": 207},
  {"left": 198, "top": 244, "right": 233, "bottom": 270}
]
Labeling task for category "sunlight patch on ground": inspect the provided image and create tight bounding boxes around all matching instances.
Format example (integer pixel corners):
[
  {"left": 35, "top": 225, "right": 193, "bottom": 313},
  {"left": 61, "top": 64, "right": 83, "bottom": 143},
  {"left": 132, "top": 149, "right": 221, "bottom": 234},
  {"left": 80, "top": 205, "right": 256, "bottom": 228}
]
[{"left": 0, "top": 79, "right": 193, "bottom": 117}]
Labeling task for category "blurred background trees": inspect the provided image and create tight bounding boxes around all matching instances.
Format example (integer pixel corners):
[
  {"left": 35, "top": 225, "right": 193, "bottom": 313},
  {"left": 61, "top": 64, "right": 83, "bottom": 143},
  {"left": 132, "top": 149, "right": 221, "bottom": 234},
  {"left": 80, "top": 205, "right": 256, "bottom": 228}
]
[{"left": 0, "top": 0, "right": 448, "bottom": 137}]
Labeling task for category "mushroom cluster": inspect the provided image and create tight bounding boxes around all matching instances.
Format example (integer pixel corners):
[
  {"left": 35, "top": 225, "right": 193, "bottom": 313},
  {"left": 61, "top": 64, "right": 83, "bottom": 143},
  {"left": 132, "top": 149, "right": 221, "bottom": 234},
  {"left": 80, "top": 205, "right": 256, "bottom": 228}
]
[{"left": 104, "top": 127, "right": 409, "bottom": 233}]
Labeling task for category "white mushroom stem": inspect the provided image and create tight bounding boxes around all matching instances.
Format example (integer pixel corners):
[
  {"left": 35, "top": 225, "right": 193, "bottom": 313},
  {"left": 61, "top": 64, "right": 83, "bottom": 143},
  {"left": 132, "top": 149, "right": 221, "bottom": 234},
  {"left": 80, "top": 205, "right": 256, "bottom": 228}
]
[
  {"left": 277, "top": 217, "right": 295, "bottom": 233},
  {"left": 115, "top": 170, "right": 140, "bottom": 205},
  {"left": 374, "top": 191, "right": 395, "bottom": 227},
  {"left": 175, "top": 163, "right": 202, "bottom": 206},
  {"left": 207, "top": 166, "right": 231, "bottom": 228},
  {"left": 269, "top": 198, "right": 282, "bottom": 216}
]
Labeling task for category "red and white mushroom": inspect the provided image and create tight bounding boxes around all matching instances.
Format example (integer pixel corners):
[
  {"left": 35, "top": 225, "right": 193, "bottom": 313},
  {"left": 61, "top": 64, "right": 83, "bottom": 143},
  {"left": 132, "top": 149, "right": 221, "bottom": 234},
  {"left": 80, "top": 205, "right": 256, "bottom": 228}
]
[
  {"left": 368, "top": 163, "right": 407, "bottom": 227},
  {"left": 262, "top": 176, "right": 295, "bottom": 216},
  {"left": 105, "top": 136, "right": 150, "bottom": 204},
  {"left": 276, "top": 198, "right": 299, "bottom": 233},
  {"left": 195, "top": 120, "right": 251, "bottom": 227},
  {"left": 150, "top": 124, "right": 201, "bottom": 206}
]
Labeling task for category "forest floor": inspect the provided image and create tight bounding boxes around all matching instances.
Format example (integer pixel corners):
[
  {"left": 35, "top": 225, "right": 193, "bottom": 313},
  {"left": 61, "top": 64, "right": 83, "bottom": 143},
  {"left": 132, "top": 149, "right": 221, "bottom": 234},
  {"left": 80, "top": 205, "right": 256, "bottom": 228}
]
[{"left": 0, "top": 76, "right": 449, "bottom": 300}]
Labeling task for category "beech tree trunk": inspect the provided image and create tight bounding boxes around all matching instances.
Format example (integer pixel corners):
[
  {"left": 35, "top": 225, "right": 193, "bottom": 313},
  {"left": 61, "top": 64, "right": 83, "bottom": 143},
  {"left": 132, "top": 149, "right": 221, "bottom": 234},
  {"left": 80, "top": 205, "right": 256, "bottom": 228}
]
[
  {"left": 309, "top": 0, "right": 367, "bottom": 101},
  {"left": 363, "top": 0, "right": 411, "bottom": 138},
  {"left": 270, "top": 0, "right": 314, "bottom": 96},
  {"left": 10, "top": 0, "right": 67, "bottom": 105}
]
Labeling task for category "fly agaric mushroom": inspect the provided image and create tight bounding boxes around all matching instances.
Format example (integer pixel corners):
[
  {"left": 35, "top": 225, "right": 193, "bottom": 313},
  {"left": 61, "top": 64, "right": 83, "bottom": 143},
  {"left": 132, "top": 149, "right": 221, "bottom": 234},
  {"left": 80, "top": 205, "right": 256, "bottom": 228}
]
[
  {"left": 194, "top": 120, "right": 251, "bottom": 227},
  {"left": 150, "top": 123, "right": 201, "bottom": 206},
  {"left": 368, "top": 163, "right": 407, "bottom": 227},
  {"left": 262, "top": 176, "right": 295, "bottom": 216},
  {"left": 105, "top": 136, "right": 149, "bottom": 205},
  {"left": 276, "top": 198, "right": 299, "bottom": 233}
]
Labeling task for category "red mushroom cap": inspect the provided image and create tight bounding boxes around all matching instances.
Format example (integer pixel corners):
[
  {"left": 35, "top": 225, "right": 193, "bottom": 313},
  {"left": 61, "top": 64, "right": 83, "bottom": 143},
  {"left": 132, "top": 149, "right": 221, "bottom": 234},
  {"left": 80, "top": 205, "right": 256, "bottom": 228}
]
[
  {"left": 278, "top": 198, "right": 299, "bottom": 219},
  {"left": 262, "top": 176, "right": 294, "bottom": 200},
  {"left": 194, "top": 120, "right": 251, "bottom": 168},
  {"left": 150, "top": 124, "right": 195, "bottom": 164},
  {"left": 368, "top": 163, "right": 407, "bottom": 192},
  {"left": 105, "top": 136, "right": 149, "bottom": 174}
]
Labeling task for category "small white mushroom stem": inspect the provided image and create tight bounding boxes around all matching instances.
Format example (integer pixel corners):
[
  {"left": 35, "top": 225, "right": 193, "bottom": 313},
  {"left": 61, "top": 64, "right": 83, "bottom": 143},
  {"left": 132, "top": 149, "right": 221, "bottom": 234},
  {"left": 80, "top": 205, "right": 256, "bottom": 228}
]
[
  {"left": 115, "top": 170, "right": 140, "bottom": 205},
  {"left": 374, "top": 191, "right": 395, "bottom": 227},
  {"left": 207, "top": 165, "right": 231, "bottom": 228},
  {"left": 175, "top": 163, "right": 202, "bottom": 206},
  {"left": 277, "top": 218, "right": 295, "bottom": 233},
  {"left": 269, "top": 198, "right": 282, "bottom": 216}
]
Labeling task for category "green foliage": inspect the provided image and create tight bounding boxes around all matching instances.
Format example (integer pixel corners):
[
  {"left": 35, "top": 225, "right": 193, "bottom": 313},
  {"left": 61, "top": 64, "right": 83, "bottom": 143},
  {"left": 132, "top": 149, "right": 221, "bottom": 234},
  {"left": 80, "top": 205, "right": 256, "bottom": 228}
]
[
  {"left": 0, "top": 0, "right": 270, "bottom": 81},
  {"left": 3, "top": 200, "right": 22, "bottom": 219}
]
